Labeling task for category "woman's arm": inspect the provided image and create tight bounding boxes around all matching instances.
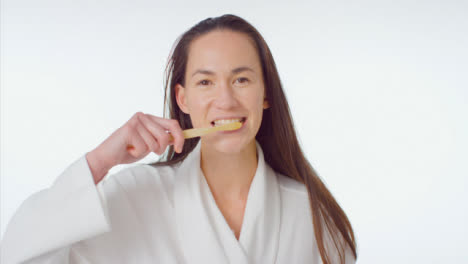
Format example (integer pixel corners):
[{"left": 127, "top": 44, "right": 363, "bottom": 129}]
[{"left": 1, "top": 154, "right": 111, "bottom": 264}]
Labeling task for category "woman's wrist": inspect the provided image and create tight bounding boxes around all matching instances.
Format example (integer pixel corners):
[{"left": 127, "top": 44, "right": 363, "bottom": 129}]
[{"left": 86, "top": 148, "right": 113, "bottom": 185}]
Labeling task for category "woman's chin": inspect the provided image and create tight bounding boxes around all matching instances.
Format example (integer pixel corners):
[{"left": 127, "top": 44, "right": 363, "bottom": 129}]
[{"left": 202, "top": 137, "right": 249, "bottom": 154}]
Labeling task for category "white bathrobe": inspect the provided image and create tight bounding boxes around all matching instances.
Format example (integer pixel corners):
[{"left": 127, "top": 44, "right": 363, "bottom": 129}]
[{"left": 1, "top": 140, "right": 356, "bottom": 264}]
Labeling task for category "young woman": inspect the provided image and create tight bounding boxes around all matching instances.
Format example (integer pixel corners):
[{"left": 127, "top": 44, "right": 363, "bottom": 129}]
[{"left": 2, "top": 14, "right": 357, "bottom": 264}]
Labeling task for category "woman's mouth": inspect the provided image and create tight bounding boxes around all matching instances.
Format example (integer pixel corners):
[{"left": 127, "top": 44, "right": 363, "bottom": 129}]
[{"left": 211, "top": 117, "right": 247, "bottom": 127}]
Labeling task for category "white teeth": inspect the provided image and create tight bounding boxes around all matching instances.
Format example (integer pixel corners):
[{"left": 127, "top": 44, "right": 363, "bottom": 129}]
[{"left": 213, "top": 118, "right": 243, "bottom": 126}]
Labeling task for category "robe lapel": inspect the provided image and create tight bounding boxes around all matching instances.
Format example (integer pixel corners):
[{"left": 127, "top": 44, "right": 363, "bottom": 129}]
[
  {"left": 237, "top": 141, "right": 281, "bottom": 264},
  {"left": 174, "top": 140, "right": 281, "bottom": 264},
  {"left": 174, "top": 140, "right": 228, "bottom": 263}
]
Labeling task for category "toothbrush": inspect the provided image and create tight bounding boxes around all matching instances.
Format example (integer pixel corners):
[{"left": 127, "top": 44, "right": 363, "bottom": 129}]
[
  {"left": 126, "top": 121, "right": 242, "bottom": 151},
  {"left": 172, "top": 121, "right": 242, "bottom": 139}
]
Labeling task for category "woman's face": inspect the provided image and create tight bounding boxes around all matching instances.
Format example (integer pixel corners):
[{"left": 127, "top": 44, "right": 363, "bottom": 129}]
[{"left": 175, "top": 30, "right": 269, "bottom": 154}]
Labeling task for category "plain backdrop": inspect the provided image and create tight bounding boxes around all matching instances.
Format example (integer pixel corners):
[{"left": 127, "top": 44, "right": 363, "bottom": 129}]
[{"left": 1, "top": 0, "right": 467, "bottom": 263}]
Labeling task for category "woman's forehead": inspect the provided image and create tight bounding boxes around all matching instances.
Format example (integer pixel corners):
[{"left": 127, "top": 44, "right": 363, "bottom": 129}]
[{"left": 186, "top": 30, "right": 261, "bottom": 76}]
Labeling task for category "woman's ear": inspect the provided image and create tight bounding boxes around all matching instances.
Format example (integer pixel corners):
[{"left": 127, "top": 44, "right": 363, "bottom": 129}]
[
  {"left": 263, "top": 97, "right": 270, "bottom": 109},
  {"left": 175, "top": 83, "right": 189, "bottom": 114}
]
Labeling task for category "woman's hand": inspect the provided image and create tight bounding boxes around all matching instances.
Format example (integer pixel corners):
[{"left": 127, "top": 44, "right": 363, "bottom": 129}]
[{"left": 85, "top": 112, "right": 185, "bottom": 184}]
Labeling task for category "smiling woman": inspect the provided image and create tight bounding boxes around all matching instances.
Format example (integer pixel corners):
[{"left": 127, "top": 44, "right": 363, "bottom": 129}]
[
  {"left": 175, "top": 29, "right": 268, "bottom": 156},
  {"left": 153, "top": 15, "right": 357, "bottom": 264},
  {"left": 1, "top": 14, "right": 357, "bottom": 264}
]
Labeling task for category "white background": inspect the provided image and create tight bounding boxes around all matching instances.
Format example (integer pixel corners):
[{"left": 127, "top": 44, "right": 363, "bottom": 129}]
[{"left": 1, "top": 0, "right": 467, "bottom": 263}]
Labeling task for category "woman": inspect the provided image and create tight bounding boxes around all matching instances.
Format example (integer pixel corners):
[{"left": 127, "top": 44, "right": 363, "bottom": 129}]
[{"left": 2, "top": 14, "right": 357, "bottom": 264}]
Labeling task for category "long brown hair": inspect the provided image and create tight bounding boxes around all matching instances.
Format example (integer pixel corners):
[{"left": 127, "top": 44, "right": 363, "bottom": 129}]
[{"left": 149, "top": 14, "right": 357, "bottom": 263}]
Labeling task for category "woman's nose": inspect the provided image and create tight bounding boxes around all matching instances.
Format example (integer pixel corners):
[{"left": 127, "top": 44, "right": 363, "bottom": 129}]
[{"left": 213, "top": 81, "right": 239, "bottom": 109}]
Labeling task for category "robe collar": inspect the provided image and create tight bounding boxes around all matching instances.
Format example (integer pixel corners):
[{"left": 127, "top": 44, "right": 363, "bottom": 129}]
[{"left": 173, "top": 139, "right": 281, "bottom": 264}]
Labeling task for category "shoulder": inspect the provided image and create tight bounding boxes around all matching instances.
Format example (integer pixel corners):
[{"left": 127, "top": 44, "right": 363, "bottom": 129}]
[
  {"left": 99, "top": 162, "right": 181, "bottom": 206},
  {"left": 107, "top": 162, "right": 178, "bottom": 187},
  {"left": 276, "top": 172, "right": 309, "bottom": 197},
  {"left": 114, "top": 162, "right": 178, "bottom": 184},
  {"left": 275, "top": 172, "right": 312, "bottom": 218},
  {"left": 275, "top": 171, "right": 357, "bottom": 263}
]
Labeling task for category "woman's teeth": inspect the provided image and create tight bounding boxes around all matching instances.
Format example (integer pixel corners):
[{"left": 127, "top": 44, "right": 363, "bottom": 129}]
[{"left": 212, "top": 118, "right": 245, "bottom": 127}]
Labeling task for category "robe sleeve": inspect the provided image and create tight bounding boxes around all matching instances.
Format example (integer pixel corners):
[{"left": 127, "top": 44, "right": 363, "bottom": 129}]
[{"left": 1, "top": 153, "right": 112, "bottom": 264}]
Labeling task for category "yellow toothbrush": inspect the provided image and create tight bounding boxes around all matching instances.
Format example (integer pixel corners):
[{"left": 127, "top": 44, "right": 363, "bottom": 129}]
[
  {"left": 126, "top": 121, "right": 242, "bottom": 151},
  {"left": 170, "top": 121, "right": 242, "bottom": 140}
]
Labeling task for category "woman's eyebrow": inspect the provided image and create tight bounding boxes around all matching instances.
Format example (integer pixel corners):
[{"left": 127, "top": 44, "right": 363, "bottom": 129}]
[{"left": 191, "top": 66, "right": 254, "bottom": 78}]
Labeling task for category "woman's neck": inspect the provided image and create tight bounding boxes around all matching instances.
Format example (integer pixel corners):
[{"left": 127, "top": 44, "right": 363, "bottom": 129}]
[{"left": 200, "top": 140, "right": 258, "bottom": 200}]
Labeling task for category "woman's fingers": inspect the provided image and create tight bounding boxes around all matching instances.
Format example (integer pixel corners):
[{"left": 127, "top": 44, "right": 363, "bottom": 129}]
[
  {"left": 89, "top": 112, "right": 185, "bottom": 175},
  {"left": 126, "top": 123, "right": 148, "bottom": 158},
  {"left": 137, "top": 113, "right": 176, "bottom": 154},
  {"left": 146, "top": 115, "right": 185, "bottom": 153},
  {"left": 135, "top": 123, "right": 161, "bottom": 155}
]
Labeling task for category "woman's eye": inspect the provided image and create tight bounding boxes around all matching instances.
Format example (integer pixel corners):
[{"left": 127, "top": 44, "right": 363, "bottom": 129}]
[
  {"left": 198, "top": 80, "right": 211, "bottom": 86},
  {"left": 236, "top": 77, "right": 249, "bottom": 84}
]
